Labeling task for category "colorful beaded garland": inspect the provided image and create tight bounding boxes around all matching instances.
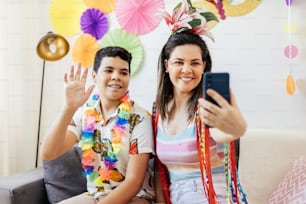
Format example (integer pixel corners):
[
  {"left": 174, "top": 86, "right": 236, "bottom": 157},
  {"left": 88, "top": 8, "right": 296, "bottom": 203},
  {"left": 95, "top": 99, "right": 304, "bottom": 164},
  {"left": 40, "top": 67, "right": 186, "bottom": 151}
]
[{"left": 196, "top": 108, "right": 248, "bottom": 204}]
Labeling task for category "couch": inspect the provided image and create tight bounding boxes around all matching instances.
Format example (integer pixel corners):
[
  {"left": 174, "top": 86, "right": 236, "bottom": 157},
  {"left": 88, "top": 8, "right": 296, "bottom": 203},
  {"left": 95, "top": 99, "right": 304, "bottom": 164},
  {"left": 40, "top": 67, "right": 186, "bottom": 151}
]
[
  {"left": 0, "top": 129, "right": 305, "bottom": 204},
  {"left": 0, "top": 146, "right": 87, "bottom": 204},
  {"left": 239, "top": 129, "right": 306, "bottom": 204}
]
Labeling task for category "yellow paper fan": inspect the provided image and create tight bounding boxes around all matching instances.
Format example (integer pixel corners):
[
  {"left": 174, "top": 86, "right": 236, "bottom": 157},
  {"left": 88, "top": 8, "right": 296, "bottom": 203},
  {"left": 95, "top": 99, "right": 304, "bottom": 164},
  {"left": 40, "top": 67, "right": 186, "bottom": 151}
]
[
  {"left": 49, "top": 0, "right": 87, "bottom": 37},
  {"left": 72, "top": 34, "right": 99, "bottom": 68}
]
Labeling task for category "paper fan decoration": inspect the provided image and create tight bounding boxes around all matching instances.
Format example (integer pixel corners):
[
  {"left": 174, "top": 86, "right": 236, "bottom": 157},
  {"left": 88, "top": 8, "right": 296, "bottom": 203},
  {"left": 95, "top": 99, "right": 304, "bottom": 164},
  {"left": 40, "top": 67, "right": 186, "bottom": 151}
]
[
  {"left": 100, "top": 29, "right": 144, "bottom": 76},
  {"left": 83, "top": 0, "right": 116, "bottom": 14},
  {"left": 81, "top": 8, "right": 108, "bottom": 40},
  {"left": 72, "top": 34, "right": 99, "bottom": 68},
  {"left": 115, "top": 0, "right": 164, "bottom": 35},
  {"left": 50, "top": 0, "right": 86, "bottom": 37}
]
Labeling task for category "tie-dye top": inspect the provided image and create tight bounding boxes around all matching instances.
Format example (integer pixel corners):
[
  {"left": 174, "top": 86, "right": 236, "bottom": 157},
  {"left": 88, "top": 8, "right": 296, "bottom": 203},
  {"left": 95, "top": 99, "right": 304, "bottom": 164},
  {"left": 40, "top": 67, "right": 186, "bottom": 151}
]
[{"left": 156, "top": 121, "right": 226, "bottom": 183}]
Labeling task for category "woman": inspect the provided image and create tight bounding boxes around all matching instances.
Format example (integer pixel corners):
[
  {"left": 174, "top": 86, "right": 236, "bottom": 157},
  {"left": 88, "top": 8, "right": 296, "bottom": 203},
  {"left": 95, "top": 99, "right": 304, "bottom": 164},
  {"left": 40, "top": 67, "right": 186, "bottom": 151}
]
[{"left": 153, "top": 1, "right": 247, "bottom": 204}]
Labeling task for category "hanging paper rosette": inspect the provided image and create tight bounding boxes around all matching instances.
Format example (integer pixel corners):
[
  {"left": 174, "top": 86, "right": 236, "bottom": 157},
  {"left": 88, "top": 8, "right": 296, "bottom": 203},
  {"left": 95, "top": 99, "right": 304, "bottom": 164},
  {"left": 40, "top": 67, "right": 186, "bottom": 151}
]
[
  {"left": 284, "top": 45, "right": 298, "bottom": 59},
  {"left": 286, "top": 74, "right": 296, "bottom": 95},
  {"left": 284, "top": 1, "right": 297, "bottom": 96},
  {"left": 83, "top": 0, "right": 116, "bottom": 14},
  {"left": 100, "top": 29, "right": 144, "bottom": 76},
  {"left": 72, "top": 34, "right": 99, "bottom": 68},
  {"left": 80, "top": 8, "right": 109, "bottom": 40},
  {"left": 49, "top": 0, "right": 86, "bottom": 37},
  {"left": 115, "top": 0, "right": 164, "bottom": 35},
  {"left": 286, "top": 0, "right": 293, "bottom": 6}
]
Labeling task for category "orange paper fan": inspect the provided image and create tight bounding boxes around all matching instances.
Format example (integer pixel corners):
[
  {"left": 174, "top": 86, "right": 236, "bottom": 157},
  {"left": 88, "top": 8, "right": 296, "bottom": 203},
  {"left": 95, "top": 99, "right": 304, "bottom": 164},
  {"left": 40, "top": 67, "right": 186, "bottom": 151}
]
[
  {"left": 72, "top": 34, "right": 99, "bottom": 68},
  {"left": 83, "top": 0, "right": 116, "bottom": 14}
]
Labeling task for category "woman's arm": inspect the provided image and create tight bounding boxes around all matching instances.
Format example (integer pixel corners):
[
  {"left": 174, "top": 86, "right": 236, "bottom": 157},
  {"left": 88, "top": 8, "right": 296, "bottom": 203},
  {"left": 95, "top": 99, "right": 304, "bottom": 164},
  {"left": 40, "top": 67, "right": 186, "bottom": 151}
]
[
  {"left": 97, "top": 153, "right": 150, "bottom": 204},
  {"left": 198, "top": 89, "right": 247, "bottom": 143}
]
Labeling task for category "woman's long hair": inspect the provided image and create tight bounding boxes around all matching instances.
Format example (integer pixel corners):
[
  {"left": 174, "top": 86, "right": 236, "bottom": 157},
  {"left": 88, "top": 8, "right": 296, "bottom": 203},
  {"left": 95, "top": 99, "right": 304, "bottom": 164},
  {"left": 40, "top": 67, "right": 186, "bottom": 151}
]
[{"left": 156, "top": 31, "right": 212, "bottom": 121}]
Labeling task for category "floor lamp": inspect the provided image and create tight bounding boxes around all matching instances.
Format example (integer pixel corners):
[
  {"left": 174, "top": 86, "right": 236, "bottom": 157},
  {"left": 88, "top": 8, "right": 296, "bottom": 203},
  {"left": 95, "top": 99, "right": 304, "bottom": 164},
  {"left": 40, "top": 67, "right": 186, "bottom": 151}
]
[{"left": 35, "top": 32, "right": 69, "bottom": 167}]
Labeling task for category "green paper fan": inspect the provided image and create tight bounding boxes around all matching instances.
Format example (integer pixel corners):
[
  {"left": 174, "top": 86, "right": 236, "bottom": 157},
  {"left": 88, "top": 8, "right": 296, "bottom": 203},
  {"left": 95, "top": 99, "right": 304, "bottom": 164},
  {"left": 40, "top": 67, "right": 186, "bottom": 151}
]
[{"left": 99, "top": 29, "right": 144, "bottom": 76}]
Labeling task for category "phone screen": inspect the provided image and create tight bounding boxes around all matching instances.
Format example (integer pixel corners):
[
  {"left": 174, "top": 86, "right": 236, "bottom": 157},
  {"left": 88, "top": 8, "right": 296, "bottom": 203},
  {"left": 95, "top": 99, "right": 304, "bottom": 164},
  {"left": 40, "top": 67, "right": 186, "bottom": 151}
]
[{"left": 203, "top": 72, "right": 230, "bottom": 106}]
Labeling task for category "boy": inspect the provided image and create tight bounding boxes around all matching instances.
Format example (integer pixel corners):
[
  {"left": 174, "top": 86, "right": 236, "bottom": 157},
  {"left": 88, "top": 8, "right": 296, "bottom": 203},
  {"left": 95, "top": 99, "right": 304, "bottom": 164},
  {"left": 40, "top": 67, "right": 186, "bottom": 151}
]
[{"left": 40, "top": 46, "right": 154, "bottom": 204}]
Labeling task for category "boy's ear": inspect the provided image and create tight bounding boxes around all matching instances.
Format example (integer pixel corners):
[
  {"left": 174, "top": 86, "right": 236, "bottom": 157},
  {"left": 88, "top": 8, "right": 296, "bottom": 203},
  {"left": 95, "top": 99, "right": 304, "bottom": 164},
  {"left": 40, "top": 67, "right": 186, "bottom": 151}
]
[{"left": 92, "top": 71, "right": 96, "bottom": 82}]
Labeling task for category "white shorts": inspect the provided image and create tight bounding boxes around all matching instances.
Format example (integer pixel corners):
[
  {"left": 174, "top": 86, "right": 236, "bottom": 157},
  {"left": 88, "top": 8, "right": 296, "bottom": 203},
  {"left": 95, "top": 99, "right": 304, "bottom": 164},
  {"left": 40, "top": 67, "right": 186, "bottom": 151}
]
[{"left": 169, "top": 177, "right": 228, "bottom": 204}]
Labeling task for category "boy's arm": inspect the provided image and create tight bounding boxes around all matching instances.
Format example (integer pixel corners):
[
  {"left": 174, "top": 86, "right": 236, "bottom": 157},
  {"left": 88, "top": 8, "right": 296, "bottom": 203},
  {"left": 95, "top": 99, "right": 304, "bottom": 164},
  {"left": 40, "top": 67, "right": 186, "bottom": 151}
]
[
  {"left": 154, "top": 159, "right": 166, "bottom": 203},
  {"left": 40, "top": 64, "right": 94, "bottom": 160},
  {"left": 40, "top": 106, "right": 78, "bottom": 160}
]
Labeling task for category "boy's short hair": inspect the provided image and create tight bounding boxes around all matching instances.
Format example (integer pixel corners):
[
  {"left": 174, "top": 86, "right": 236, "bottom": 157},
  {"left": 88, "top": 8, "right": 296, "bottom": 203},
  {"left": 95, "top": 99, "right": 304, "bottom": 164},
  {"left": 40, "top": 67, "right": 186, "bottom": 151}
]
[{"left": 93, "top": 46, "right": 132, "bottom": 73}]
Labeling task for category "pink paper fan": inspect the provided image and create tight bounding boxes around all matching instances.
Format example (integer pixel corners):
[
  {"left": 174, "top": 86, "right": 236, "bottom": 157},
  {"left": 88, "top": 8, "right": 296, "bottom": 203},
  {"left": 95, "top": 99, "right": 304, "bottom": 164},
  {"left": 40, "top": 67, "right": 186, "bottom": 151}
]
[
  {"left": 81, "top": 8, "right": 108, "bottom": 40},
  {"left": 115, "top": 0, "right": 164, "bottom": 35}
]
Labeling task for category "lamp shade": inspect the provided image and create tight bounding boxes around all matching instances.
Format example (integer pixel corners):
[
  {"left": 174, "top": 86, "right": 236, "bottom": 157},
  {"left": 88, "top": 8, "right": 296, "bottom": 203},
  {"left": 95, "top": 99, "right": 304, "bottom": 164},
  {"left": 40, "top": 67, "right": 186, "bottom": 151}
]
[{"left": 36, "top": 32, "right": 69, "bottom": 61}]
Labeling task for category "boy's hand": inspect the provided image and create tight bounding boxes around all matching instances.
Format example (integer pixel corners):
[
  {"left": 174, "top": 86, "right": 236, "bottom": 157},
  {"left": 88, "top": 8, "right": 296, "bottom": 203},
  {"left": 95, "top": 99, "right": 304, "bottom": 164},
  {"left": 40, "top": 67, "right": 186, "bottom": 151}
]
[{"left": 63, "top": 63, "right": 95, "bottom": 110}]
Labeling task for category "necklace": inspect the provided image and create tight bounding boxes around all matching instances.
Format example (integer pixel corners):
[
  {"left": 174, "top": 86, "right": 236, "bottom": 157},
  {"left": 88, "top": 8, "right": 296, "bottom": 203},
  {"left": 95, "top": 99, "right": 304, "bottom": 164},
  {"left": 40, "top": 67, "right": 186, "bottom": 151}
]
[{"left": 81, "top": 93, "right": 131, "bottom": 192}]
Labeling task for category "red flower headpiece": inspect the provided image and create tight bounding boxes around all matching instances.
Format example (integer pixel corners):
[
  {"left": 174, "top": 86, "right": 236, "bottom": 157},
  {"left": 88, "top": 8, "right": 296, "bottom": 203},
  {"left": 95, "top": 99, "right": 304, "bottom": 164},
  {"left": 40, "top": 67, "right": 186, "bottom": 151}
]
[{"left": 163, "top": 0, "right": 218, "bottom": 40}]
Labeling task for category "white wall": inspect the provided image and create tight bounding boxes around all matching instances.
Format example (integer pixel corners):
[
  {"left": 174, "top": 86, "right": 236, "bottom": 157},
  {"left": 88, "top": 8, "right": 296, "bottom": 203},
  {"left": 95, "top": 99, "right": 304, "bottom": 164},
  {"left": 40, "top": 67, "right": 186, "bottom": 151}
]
[{"left": 0, "top": 0, "right": 306, "bottom": 176}]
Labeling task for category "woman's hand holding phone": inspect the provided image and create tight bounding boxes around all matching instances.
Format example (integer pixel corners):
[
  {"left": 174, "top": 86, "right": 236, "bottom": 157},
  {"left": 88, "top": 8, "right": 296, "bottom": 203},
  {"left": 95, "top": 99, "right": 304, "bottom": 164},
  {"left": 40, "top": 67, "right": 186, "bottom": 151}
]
[{"left": 199, "top": 72, "right": 247, "bottom": 138}]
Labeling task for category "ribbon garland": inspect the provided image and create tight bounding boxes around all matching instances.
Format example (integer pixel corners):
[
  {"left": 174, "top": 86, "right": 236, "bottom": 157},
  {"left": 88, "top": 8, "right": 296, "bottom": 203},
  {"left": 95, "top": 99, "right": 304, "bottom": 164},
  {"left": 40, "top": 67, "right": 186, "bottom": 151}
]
[
  {"left": 152, "top": 103, "right": 171, "bottom": 204},
  {"left": 153, "top": 102, "right": 248, "bottom": 203},
  {"left": 196, "top": 118, "right": 218, "bottom": 203},
  {"left": 215, "top": 0, "right": 226, "bottom": 20},
  {"left": 196, "top": 107, "right": 248, "bottom": 204}
]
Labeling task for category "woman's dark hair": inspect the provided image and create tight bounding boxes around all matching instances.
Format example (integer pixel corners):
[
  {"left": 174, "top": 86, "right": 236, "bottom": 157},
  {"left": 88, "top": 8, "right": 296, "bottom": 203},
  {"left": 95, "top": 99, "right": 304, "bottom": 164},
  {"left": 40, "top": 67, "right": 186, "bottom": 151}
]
[
  {"left": 156, "top": 31, "right": 212, "bottom": 121},
  {"left": 93, "top": 46, "right": 132, "bottom": 73}
]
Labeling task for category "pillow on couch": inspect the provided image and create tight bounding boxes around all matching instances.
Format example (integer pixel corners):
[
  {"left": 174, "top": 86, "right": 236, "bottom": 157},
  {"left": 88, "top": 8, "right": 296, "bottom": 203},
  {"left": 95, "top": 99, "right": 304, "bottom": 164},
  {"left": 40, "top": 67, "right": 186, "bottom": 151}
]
[
  {"left": 268, "top": 156, "right": 306, "bottom": 204},
  {"left": 43, "top": 146, "right": 87, "bottom": 203}
]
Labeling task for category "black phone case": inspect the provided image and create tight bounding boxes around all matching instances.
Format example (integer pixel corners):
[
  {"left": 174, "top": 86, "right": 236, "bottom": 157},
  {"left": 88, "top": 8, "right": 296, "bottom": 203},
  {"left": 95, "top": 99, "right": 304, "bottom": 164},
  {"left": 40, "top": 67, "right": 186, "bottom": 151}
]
[
  {"left": 203, "top": 72, "right": 230, "bottom": 127},
  {"left": 203, "top": 72, "right": 230, "bottom": 105}
]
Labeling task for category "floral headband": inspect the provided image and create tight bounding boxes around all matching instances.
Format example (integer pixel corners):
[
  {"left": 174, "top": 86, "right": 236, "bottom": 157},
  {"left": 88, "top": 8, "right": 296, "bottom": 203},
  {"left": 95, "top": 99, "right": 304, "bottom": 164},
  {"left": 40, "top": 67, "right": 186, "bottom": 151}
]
[{"left": 163, "top": 0, "right": 218, "bottom": 40}]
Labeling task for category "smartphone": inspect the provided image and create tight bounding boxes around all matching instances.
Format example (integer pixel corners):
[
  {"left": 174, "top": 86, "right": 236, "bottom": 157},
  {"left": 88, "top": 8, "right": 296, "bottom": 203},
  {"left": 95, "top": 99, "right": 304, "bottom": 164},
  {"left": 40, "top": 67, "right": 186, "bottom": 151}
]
[
  {"left": 203, "top": 72, "right": 230, "bottom": 128},
  {"left": 203, "top": 72, "right": 230, "bottom": 106}
]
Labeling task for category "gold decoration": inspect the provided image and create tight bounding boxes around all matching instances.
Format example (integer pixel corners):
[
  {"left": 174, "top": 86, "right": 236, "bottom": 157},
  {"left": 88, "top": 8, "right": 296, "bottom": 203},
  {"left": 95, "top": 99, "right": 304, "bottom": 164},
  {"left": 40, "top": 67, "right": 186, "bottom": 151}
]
[
  {"left": 194, "top": 0, "right": 262, "bottom": 19},
  {"left": 36, "top": 32, "right": 69, "bottom": 61}
]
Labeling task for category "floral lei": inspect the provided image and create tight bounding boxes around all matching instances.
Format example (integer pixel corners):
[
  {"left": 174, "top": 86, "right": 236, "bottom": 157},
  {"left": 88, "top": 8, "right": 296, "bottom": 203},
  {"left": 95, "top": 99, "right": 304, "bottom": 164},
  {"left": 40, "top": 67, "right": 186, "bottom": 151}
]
[{"left": 81, "top": 92, "right": 131, "bottom": 192}]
